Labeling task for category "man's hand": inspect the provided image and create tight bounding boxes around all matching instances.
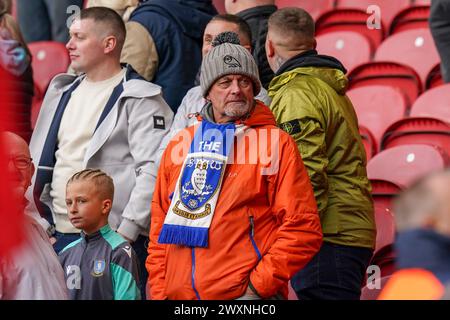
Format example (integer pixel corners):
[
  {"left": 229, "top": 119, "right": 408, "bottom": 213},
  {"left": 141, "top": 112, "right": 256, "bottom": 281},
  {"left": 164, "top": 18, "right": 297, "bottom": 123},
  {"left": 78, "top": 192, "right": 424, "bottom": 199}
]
[
  {"left": 117, "top": 232, "right": 134, "bottom": 244},
  {"left": 235, "top": 285, "right": 261, "bottom": 300}
]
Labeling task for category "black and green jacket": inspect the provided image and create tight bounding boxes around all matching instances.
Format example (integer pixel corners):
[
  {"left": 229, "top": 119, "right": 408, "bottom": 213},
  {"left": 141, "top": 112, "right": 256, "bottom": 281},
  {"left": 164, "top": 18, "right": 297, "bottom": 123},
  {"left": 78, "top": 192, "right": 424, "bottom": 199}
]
[{"left": 59, "top": 225, "right": 141, "bottom": 300}]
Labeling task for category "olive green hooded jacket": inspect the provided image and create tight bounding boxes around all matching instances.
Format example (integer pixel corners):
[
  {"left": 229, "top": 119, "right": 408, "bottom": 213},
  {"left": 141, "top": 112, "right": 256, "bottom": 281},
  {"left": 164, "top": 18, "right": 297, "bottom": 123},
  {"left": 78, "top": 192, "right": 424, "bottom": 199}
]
[{"left": 268, "top": 50, "right": 376, "bottom": 249}]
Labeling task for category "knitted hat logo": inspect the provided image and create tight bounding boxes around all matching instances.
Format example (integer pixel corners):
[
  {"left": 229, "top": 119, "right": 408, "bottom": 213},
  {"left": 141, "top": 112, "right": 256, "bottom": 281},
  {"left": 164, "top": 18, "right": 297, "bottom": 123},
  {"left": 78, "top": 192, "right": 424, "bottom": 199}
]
[{"left": 223, "top": 55, "right": 241, "bottom": 68}]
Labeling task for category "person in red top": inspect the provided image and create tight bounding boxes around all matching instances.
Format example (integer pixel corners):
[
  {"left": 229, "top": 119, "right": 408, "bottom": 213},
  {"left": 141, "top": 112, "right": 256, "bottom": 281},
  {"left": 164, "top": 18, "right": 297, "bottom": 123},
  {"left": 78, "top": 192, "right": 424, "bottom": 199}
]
[{"left": 147, "top": 32, "right": 322, "bottom": 300}]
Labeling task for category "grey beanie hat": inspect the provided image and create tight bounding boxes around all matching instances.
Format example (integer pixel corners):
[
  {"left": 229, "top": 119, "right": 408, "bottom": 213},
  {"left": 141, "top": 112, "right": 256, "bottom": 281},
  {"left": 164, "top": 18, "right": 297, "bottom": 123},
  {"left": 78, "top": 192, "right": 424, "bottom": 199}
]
[{"left": 200, "top": 31, "right": 261, "bottom": 97}]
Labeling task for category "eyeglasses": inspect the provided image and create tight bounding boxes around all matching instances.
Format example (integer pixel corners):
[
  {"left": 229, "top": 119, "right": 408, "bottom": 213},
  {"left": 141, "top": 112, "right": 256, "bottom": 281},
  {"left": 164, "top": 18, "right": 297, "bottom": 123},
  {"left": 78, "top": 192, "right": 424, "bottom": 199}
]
[{"left": 9, "top": 156, "right": 33, "bottom": 169}]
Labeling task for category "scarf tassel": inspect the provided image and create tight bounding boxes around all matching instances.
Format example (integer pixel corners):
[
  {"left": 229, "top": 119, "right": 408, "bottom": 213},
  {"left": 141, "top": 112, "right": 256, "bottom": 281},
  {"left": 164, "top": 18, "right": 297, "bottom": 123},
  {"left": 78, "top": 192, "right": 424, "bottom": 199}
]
[{"left": 158, "top": 224, "right": 209, "bottom": 248}]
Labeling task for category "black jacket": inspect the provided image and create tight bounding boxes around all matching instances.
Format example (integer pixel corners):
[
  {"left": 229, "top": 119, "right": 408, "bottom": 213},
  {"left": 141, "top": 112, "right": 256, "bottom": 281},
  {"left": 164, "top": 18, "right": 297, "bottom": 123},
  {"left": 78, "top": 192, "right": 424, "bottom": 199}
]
[
  {"left": 237, "top": 5, "right": 277, "bottom": 89},
  {"left": 130, "top": 0, "right": 217, "bottom": 112}
]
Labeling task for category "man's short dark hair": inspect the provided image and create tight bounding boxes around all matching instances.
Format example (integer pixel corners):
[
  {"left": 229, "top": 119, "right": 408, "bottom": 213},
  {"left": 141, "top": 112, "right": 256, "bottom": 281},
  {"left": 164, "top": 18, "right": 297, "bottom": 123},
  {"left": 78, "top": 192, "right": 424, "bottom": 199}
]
[
  {"left": 268, "top": 7, "right": 315, "bottom": 40},
  {"left": 211, "top": 14, "right": 252, "bottom": 45},
  {"left": 80, "top": 7, "right": 126, "bottom": 51}
]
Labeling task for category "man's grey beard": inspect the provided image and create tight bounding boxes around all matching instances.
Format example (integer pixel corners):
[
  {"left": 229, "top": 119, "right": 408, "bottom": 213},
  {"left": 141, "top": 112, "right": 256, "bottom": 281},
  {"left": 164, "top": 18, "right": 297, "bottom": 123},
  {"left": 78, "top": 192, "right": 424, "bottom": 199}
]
[{"left": 224, "top": 101, "right": 254, "bottom": 119}]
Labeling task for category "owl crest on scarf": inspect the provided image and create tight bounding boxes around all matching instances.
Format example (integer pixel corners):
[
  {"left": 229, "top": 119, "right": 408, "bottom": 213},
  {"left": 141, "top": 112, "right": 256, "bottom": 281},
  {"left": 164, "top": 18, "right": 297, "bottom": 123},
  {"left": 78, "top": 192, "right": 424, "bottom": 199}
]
[{"left": 191, "top": 160, "right": 209, "bottom": 195}]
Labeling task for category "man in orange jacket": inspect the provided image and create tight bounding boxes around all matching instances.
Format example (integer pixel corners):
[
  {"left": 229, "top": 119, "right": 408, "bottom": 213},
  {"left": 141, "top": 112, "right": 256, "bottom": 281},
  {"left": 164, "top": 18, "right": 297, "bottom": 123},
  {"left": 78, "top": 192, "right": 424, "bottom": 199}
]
[{"left": 147, "top": 31, "right": 323, "bottom": 300}]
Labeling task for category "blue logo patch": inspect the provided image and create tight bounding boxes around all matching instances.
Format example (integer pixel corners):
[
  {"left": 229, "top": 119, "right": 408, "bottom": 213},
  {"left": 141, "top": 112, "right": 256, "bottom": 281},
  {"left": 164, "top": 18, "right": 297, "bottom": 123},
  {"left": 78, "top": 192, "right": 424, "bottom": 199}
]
[{"left": 92, "top": 260, "right": 106, "bottom": 277}]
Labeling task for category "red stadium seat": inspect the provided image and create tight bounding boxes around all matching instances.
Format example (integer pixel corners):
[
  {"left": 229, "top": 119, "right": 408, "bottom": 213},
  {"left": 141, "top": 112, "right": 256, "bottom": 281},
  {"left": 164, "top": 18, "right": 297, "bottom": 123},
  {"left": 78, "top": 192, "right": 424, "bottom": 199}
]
[
  {"left": 336, "top": 0, "right": 410, "bottom": 31},
  {"left": 381, "top": 117, "right": 450, "bottom": 154},
  {"left": 411, "top": 84, "right": 450, "bottom": 123},
  {"left": 28, "top": 41, "right": 70, "bottom": 97},
  {"left": 361, "top": 275, "right": 393, "bottom": 300},
  {"left": 348, "top": 62, "right": 422, "bottom": 106},
  {"left": 212, "top": 0, "right": 226, "bottom": 14},
  {"left": 374, "top": 204, "right": 396, "bottom": 254},
  {"left": 426, "top": 63, "right": 444, "bottom": 90},
  {"left": 369, "top": 187, "right": 397, "bottom": 280},
  {"left": 367, "top": 144, "right": 449, "bottom": 187},
  {"left": 316, "top": 9, "right": 385, "bottom": 52},
  {"left": 316, "top": 31, "right": 372, "bottom": 73},
  {"left": 373, "top": 250, "right": 397, "bottom": 279},
  {"left": 374, "top": 29, "right": 440, "bottom": 88},
  {"left": 275, "top": 0, "right": 335, "bottom": 20},
  {"left": 360, "top": 126, "right": 377, "bottom": 161},
  {"left": 389, "top": 5, "right": 430, "bottom": 35},
  {"left": 348, "top": 85, "right": 408, "bottom": 152},
  {"left": 31, "top": 84, "right": 43, "bottom": 129},
  {"left": 370, "top": 179, "right": 403, "bottom": 217}
]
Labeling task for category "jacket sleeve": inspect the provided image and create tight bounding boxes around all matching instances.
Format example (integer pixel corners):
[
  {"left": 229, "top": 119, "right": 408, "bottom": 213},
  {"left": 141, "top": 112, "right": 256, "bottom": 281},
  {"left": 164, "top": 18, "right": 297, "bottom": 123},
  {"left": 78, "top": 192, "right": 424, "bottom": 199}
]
[
  {"left": 121, "top": 21, "right": 159, "bottom": 81},
  {"left": 146, "top": 144, "right": 173, "bottom": 300},
  {"left": 249, "top": 134, "right": 323, "bottom": 298},
  {"left": 111, "top": 244, "right": 141, "bottom": 300},
  {"left": 117, "top": 94, "right": 173, "bottom": 241},
  {"left": 276, "top": 92, "right": 329, "bottom": 218}
]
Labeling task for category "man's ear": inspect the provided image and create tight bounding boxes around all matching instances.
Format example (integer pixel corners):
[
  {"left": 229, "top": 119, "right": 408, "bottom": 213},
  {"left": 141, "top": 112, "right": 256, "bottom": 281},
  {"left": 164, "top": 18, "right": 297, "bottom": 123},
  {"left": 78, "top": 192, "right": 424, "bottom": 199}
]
[
  {"left": 266, "top": 38, "right": 275, "bottom": 58},
  {"left": 104, "top": 36, "right": 117, "bottom": 54},
  {"left": 102, "top": 199, "right": 112, "bottom": 215}
]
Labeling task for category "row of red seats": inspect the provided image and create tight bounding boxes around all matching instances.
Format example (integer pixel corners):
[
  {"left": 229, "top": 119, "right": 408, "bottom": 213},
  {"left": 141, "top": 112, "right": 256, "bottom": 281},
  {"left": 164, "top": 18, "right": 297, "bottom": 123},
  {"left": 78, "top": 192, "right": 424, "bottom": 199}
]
[
  {"left": 317, "top": 27, "right": 441, "bottom": 84},
  {"left": 315, "top": 4, "right": 430, "bottom": 49},
  {"left": 275, "top": 1, "right": 438, "bottom": 90},
  {"left": 352, "top": 83, "right": 450, "bottom": 158},
  {"left": 275, "top": 0, "right": 429, "bottom": 31},
  {"left": 213, "top": 0, "right": 431, "bottom": 39}
]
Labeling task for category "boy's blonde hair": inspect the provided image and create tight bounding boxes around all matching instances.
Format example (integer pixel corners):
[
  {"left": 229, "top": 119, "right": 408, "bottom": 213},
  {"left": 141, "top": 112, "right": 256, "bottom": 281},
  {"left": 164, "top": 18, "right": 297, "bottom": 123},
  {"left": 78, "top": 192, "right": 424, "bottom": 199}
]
[{"left": 67, "top": 169, "right": 114, "bottom": 201}]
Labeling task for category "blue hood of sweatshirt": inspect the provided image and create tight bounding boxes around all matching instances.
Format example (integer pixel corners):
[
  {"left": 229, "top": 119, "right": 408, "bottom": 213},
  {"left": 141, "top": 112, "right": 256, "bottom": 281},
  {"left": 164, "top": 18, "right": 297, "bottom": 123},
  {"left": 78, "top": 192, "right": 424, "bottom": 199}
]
[{"left": 131, "top": 0, "right": 217, "bottom": 39}]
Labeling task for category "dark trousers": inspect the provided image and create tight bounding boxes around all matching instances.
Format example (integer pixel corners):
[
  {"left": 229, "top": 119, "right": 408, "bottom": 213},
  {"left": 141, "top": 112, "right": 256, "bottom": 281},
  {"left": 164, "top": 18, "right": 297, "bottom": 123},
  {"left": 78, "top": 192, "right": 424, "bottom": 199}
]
[
  {"left": 132, "top": 235, "right": 149, "bottom": 300},
  {"left": 291, "top": 242, "right": 373, "bottom": 300},
  {"left": 17, "top": 0, "right": 84, "bottom": 43}
]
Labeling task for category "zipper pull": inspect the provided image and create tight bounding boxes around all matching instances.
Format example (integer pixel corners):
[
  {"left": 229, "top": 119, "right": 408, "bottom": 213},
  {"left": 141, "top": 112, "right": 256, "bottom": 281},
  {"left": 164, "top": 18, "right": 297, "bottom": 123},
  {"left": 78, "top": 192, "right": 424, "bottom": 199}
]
[{"left": 249, "top": 216, "right": 255, "bottom": 237}]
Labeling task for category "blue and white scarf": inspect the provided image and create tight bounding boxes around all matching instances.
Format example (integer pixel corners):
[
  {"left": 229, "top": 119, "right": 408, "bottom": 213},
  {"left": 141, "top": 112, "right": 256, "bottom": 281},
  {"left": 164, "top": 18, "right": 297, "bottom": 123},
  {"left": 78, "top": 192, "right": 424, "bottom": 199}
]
[{"left": 158, "top": 120, "right": 241, "bottom": 248}]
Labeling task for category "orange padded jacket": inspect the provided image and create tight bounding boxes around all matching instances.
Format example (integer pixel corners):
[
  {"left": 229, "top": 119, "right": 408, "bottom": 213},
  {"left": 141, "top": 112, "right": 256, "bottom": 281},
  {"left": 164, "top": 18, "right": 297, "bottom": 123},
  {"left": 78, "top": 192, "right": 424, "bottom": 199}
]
[{"left": 147, "top": 102, "right": 322, "bottom": 300}]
